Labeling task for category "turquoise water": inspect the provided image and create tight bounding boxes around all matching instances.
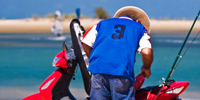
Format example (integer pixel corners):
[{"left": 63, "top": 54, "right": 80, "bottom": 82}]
[{"left": 0, "top": 32, "right": 200, "bottom": 99}]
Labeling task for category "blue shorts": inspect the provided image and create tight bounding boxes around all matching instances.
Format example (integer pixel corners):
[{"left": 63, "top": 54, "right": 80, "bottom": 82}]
[{"left": 90, "top": 74, "right": 135, "bottom": 100}]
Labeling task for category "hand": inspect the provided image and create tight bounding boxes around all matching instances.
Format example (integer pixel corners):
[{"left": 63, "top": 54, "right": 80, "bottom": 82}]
[{"left": 141, "top": 65, "right": 151, "bottom": 78}]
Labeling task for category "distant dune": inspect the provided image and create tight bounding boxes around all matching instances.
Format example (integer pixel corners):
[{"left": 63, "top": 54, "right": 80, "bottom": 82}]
[{"left": 0, "top": 18, "right": 199, "bottom": 33}]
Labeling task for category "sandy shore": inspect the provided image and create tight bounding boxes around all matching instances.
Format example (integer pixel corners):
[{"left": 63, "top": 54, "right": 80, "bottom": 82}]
[
  {"left": 0, "top": 18, "right": 199, "bottom": 33},
  {"left": 0, "top": 86, "right": 199, "bottom": 100}
]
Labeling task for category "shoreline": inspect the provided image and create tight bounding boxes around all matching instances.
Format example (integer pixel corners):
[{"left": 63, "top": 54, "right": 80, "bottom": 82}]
[
  {"left": 0, "top": 86, "right": 199, "bottom": 100},
  {"left": 0, "top": 18, "right": 199, "bottom": 33}
]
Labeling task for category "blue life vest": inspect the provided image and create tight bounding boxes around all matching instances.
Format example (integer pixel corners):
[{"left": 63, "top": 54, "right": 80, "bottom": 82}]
[{"left": 88, "top": 17, "right": 147, "bottom": 82}]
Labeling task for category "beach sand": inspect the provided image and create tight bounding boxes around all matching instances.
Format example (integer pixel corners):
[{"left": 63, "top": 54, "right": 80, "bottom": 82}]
[
  {"left": 0, "top": 18, "right": 199, "bottom": 33},
  {"left": 0, "top": 86, "right": 88, "bottom": 100},
  {"left": 0, "top": 86, "right": 200, "bottom": 100}
]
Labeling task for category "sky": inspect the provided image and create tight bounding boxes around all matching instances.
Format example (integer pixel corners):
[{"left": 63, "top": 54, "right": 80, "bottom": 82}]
[{"left": 0, "top": 0, "right": 199, "bottom": 19}]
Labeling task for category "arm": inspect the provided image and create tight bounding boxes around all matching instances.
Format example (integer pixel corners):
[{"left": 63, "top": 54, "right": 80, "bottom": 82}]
[
  {"left": 138, "top": 31, "right": 153, "bottom": 78},
  {"left": 141, "top": 48, "right": 153, "bottom": 78},
  {"left": 82, "top": 43, "right": 93, "bottom": 58}
]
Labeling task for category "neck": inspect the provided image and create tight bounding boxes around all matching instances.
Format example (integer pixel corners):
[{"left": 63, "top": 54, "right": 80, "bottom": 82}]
[{"left": 119, "top": 16, "right": 133, "bottom": 20}]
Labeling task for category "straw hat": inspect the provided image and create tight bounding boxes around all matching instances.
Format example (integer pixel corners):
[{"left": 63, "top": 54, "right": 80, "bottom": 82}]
[{"left": 114, "top": 6, "right": 151, "bottom": 33}]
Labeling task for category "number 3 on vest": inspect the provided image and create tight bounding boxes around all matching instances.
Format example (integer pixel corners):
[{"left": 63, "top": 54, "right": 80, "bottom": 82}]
[{"left": 112, "top": 25, "right": 126, "bottom": 39}]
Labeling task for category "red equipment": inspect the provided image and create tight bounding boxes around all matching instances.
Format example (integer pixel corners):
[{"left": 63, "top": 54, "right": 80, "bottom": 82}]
[{"left": 22, "top": 42, "right": 189, "bottom": 100}]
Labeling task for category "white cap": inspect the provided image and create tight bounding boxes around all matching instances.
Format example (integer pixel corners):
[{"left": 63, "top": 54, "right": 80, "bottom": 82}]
[{"left": 55, "top": 10, "right": 62, "bottom": 18}]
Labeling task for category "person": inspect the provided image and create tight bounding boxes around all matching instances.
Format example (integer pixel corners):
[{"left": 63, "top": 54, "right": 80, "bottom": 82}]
[
  {"left": 82, "top": 6, "right": 153, "bottom": 100},
  {"left": 51, "top": 10, "right": 63, "bottom": 37}
]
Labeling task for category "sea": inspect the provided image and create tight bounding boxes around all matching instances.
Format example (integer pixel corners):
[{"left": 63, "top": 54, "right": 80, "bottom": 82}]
[{"left": 0, "top": 32, "right": 200, "bottom": 100}]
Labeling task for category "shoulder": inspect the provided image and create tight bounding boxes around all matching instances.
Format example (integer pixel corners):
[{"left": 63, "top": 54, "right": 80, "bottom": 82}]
[{"left": 98, "top": 18, "right": 118, "bottom": 23}]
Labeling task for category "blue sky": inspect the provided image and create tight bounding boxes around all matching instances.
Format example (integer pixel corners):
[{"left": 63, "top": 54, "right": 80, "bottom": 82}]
[{"left": 0, "top": 0, "right": 199, "bottom": 19}]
